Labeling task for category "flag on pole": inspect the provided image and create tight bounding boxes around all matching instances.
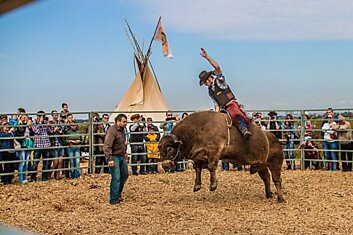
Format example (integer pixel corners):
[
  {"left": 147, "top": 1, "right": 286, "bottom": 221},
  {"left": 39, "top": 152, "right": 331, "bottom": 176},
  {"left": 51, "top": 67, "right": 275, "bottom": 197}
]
[{"left": 153, "top": 19, "right": 173, "bottom": 59}]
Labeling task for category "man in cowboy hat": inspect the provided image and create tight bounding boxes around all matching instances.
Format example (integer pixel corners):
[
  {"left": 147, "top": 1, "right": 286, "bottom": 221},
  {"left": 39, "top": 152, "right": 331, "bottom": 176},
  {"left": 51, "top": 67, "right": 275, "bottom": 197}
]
[
  {"left": 199, "top": 48, "right": 251, "bottom": 138},
  {"left": 266, "top": 111, "right": 282, "bottom": 139},
  {"left": 129, "top": 114, "right": 147, "bottom": 175}
]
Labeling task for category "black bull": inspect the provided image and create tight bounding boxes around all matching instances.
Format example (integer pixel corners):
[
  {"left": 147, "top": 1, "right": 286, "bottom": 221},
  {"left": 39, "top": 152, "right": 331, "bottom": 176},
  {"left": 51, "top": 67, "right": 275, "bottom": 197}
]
[{"left": 158, "top": 111, "right": 285, "bottom": 203}]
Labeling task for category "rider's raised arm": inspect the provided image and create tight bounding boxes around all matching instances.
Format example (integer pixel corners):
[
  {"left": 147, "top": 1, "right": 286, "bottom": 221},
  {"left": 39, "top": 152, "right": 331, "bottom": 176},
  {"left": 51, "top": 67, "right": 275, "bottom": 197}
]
[{"left": 200, "top": 48, "right": 222, "bottom": 75}]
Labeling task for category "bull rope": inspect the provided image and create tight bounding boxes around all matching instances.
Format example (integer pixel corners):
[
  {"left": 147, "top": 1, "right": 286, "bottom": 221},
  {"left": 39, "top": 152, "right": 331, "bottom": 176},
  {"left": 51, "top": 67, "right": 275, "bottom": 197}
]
[{"left": 223, "top": 112, "right": 232, "bottom": 145}]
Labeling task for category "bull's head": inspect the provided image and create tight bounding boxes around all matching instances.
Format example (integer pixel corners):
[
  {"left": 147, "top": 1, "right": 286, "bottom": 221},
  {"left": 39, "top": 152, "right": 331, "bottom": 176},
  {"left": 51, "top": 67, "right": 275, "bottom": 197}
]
[{"left": 158, "top": 134, "right": 183, "bottom": 169}]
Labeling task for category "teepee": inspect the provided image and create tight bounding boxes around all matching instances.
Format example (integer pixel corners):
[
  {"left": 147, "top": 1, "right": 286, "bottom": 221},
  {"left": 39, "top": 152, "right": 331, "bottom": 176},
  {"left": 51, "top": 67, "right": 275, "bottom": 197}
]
[{"left": 110, "top": 18, "right": 169, "bottom": 122}]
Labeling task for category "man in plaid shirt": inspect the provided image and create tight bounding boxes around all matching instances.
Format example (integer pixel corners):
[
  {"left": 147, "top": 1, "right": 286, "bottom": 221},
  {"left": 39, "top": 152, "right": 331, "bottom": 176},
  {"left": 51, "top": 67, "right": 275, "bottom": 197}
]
[{"left": 30, "top": 111, "right": 53, "bottom": 182}]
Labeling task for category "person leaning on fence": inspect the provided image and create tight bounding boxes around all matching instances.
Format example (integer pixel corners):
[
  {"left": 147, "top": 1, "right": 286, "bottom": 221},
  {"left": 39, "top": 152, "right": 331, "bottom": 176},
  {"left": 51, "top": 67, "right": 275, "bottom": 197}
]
[
  {"left": 322, "top": 114, "right": 338, "bottom": 171},
  {"left": 49, "top": 110, "right": 64, "bottom": 180},
  {"left": 332, "top": 115, "right": 353, "bottom": 172},
  {"left": 0, "top": 122, "right": 16, "bottom": 184},
  {"left": 30, "top": 111, "right": 53, "bottom": 182},
  {"left": 129, "top": 114, "right": 147, "bottom": 175},
  {"left": 60, "top": 103, "right": 70, "bottom": 119},
  {"left": 103, "top": 114, "right": 129, "bottom": 205},
  {"left": 61, "top": 113, "right": 74, "bottom": 178},
  {"left": 266, "top": 111, "right": 282, "bottom": 139},
  {"left": 93, "top": 113, "right": 110, "bottom": 174},
  {"left": 15, "top": 114, "right": 33, "bottom": 183},
  {"left": 283, "top": 114, "right": 297, "bottom": 170},
  {"left": 144, "top": 117, "right": 160, "bottom": 174},
  {"left": 160, "top": 111, "right": 176, "bottom": 135},
  {"left": 299, "top": 136, "right": 320, "bottom": 170},
  {"left": 65, "top": 122, "right": 82, "bottom": 179}
]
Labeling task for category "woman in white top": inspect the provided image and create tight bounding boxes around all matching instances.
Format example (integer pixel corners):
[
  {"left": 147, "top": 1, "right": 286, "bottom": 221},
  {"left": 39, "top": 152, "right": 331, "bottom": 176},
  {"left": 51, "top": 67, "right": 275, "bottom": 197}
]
[{"left": 321, "top": 114, "right": 338, "bottom": 171}]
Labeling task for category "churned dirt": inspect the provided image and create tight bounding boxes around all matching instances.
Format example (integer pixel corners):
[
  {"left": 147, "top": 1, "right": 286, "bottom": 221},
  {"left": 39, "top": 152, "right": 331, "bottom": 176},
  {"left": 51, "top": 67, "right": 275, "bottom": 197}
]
[{"left": 1, "top": 168, "right": 353, "bottom": 235}]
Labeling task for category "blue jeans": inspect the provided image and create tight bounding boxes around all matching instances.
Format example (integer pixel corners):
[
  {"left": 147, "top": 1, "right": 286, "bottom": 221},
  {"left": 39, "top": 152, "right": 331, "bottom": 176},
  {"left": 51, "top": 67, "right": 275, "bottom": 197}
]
[
  {"left": 17, "top": 150, "right": 31, "bottom": 183},
  {"left": 222, "top": 161, "right": 230, "bottom": 171},
  {"left": 31, "top": 149, "right": 51, "bottom": 181},
  {"left": 284, "top": 141, "right": 295, "bottom": 169},
  {"left": 109, "top": 155, "right": 129, "bottom": 203},
  {"left": 67, "top": 148, "right": 81, "bottom": 178},
  {"left": 322, "top": 141, "right": 338, "bottom": 171}
]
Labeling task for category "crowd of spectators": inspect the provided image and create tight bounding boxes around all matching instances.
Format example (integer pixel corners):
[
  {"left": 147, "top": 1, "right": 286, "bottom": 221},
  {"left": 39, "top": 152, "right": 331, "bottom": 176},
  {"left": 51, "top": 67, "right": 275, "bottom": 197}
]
[
  {"left": 0, "top": 103, "right": 86, "bottom": 184},
  {"left": 1, "top": 105, "right": 352, "bottom": 185},
  {"left": 0, "top": 106, "right": 189, "bottom": 184},
  {"left": 250, "top": 107, "right": 353, "bottom": 171}
]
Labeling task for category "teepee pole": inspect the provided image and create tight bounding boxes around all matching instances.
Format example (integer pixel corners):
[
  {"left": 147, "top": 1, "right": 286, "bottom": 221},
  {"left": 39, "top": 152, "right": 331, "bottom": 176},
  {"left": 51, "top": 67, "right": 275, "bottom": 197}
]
[
  {"left": 125, "top": 29, "right": 139, "bottom": 60},
  {"left": 145, "top": 16, "right": 161, "bottom": 59},
  {"left": 125, "top": 19, "right": 144, "bottom": 61}
]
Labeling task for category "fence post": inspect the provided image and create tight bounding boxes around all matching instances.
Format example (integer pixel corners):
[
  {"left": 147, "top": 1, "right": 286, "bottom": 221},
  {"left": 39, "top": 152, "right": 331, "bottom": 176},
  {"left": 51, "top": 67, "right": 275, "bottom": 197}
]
[
  {"left": 300, "top": 110, "right": 305, "bottom": 170},
  {"left": 88, "top": 112, "right": 94, "bottom": 175}
]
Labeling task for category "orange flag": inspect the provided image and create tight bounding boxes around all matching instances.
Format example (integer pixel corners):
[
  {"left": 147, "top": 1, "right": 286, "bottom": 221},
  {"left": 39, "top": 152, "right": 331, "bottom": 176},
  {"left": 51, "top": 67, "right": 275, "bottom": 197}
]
[{"left": 153, "top": 19, "right": 173, "bottom": 59}]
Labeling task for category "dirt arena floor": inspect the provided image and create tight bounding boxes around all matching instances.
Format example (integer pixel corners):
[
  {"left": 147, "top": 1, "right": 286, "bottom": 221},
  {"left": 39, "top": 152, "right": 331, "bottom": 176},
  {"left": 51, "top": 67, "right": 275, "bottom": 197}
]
[{"left": 1, "top": 168, "right": 353, "bottom": 235}]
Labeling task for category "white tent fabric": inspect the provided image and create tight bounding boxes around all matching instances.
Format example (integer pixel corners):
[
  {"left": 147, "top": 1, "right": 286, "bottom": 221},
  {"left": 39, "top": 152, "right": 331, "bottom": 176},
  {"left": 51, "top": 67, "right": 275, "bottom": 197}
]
[{"left": 110, "top": 60, "right": 168, "bottom": 123}]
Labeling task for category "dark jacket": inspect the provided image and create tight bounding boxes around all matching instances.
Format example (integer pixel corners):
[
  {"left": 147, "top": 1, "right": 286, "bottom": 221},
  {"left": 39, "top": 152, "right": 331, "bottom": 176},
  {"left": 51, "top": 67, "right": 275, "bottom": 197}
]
[
  {"left": 0, "top": 132, "right": 15, "bottom": 151},
  {"left": 129, "top": 123, "right": 145, "bottom": 143},
  {"left": 104, "top": 125, "right": 127, "bottom": 162}
]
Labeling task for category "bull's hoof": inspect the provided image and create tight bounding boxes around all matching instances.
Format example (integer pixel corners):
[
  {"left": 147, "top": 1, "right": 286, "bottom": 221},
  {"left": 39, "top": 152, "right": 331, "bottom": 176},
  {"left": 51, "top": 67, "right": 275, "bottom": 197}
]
[
  {"left": 210, "top": 184, "right": 217, "bottom": 191},
  {"left": 277, "top": 196, "right": 285, "bottom": 203},
  {"left": 266, "top": 192, "right": 273, "bottom": 199},
  {"left": 193, "top": 185, "right": 201, "bottom": 192}
]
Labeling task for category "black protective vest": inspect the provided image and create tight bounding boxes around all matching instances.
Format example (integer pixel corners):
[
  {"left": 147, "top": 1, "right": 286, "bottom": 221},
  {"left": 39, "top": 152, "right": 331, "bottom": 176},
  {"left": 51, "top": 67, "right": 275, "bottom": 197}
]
[{"left": 208, "top": 80, "right": 235, "bottom": 107}]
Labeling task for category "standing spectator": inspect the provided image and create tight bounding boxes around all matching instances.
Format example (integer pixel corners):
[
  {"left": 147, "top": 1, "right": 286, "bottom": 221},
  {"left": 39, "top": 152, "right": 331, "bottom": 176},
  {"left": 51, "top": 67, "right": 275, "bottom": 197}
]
[
  {"left": 283, "top": 114, "right": 297, "bottom": 170},
  {"left": 62, "top": 113, "right": 74, "bottom": 178},
  {"left": 15, "top": 115, "right": 32, "bottom": 183},
  {"left": 144, "top": 117, "right": 160, "bottom": 174},
  {"left": 160, "top": 111, "right": 181, "bottom": 172},
  {"left": 266, "top": 111, "right": 282, "bottom": 139},
  {"left": 333, "top": 115, "right": 353, "bottom": 171},
  {"left": 129, "top": 114, "right": 147, "bottom": 175},
  {"left": 0, "top": 122, "right": 16, "bottom": 184},
  {"left": 321, "top": 108, "right": 338, "bottom": 126},
  {"left": 49, "top": 110, "right": 64, "bottom": 180},
  {"left": 0, "top": 115, "right": 8, "bottom": 124},
  {"left": 304, "top": 120, "right": 314, "bottom": 137},
  {"left": 322, "top": 114, "right": 338, "bottom": 171},
  {"left": 102, "top": 114, "right": 111, "bottom": 132},
  {"left": 66, "top": 122, "right": 81, "bottom": 179},
  {"left": 66, "top": 113, "right": 74, "bottom": 124},
  {"left": 60, "top": 103, "right": 70, "bottom": 119},
  {"left": 299, "top": 136, "right": 320, "bottom": 170},
  {"left": 94, "top": 114, "right": 109, "bottom": 174},
  {"left": 30, "top": 111, "right": 53, "bottom": 182},
  {"left": 8, "top": 107, "right": 26, "bottom": 127},
  {"left": 254, "top": 112, "right": 266, "bottom": 131},
  {"left": 160, "top": 111, "right": 176, "bottom": 135},
  {"left": 103, "top": 114, "right": 129, "bottom": 205}
]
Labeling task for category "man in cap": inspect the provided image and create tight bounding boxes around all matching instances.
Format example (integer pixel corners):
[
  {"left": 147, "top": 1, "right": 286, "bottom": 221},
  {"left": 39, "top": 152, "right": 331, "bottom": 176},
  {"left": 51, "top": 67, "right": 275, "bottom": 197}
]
[{"left": 199, "top": 48, "right": 251, "bottom": 138}]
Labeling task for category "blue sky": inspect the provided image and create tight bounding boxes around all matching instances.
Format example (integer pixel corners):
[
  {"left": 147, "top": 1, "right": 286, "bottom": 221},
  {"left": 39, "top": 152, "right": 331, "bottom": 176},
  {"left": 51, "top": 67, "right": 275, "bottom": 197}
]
[{"left": 1, "top": 0, "right": 353, "bottom": 114}]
